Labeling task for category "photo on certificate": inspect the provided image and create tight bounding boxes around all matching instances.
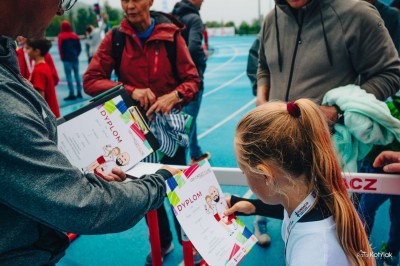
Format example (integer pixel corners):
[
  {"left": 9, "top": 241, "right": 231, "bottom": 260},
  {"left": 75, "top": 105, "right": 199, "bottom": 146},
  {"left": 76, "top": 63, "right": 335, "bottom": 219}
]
[
  {"left": 166, "top": 160, "right": 257, "bottom": 266},
  {"left": 57, "top": 88, "right": 158, "bottom": 179}
]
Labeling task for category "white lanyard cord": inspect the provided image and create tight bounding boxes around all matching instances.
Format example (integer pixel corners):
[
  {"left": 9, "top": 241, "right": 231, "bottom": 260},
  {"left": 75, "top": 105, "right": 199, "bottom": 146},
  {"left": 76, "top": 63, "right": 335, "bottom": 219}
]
[
  {"left": 284, "top": 189, "right": 318, "bottom": 266},
  {"left": 23, "top": 48, "right": 35, "bottom": 77}
]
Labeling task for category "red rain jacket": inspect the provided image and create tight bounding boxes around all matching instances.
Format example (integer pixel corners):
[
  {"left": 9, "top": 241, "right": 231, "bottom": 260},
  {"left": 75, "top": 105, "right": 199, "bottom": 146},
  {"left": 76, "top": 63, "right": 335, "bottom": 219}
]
[{"left": 83, "top": 12, "right": 200, "bottom": 107}]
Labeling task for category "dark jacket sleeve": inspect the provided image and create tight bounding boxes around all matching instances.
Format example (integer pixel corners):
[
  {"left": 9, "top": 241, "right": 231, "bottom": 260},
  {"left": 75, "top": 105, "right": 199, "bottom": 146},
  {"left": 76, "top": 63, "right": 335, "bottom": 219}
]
[
  {"left": 230, "top": 195, "right": 284, "bottom": 220},
  {"left": 57, "top": 34, "right": 64, "bottom": 61},
  {"left": 257, "top": 18, "right": 271, "bottom": 90},
  {"left": 247, "top": 35, "right": 260, "bottom": 96},
  {"left": 347, "top": 3, "right": 400, "bottom": 100},
  {"left": 185, "top": 14, "right": 206, "bottom": 68},
  {"left": 76, "top": 37, "right": 82, "bottom": 56},
  {"left": 0, "top": 81, "right": 167, "bottom": 235}
]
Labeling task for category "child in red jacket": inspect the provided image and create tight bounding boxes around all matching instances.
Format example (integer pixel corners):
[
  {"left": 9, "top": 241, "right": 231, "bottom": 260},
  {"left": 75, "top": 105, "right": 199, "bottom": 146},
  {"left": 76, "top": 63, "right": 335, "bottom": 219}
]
[
  {"left": 16, "top": 36, "right": 59, "bottom": 85},
  {"left": 26, "top": 38, "right": 61, "bottom": 118}
]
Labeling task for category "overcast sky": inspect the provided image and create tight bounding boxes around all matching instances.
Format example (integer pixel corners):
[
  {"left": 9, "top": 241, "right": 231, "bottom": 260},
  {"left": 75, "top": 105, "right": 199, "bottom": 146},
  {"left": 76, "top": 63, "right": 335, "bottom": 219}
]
[{"left": 80, "top": 0, "right": 275, "bottom": 25}]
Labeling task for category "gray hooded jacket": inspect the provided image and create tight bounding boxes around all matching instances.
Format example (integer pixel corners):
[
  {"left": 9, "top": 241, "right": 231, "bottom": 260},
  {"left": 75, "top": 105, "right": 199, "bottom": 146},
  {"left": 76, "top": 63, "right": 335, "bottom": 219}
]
[
  {"left": 257, "top": 0, "right": 400, "bottom": 103},
  {"left": 0, "top": 35, "right": 168, "bottom": 265}
]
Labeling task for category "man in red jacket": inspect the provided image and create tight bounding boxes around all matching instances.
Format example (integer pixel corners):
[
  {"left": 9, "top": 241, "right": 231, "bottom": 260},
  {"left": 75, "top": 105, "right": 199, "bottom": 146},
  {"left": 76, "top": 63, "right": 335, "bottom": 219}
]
[{"left": 83, "top": 0, "right": 200, "bottom": 264}]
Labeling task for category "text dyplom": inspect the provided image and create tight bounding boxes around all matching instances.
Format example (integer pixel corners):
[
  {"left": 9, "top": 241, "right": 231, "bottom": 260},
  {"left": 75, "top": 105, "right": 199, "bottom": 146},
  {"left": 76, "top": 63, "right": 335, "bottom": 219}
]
[{"left": 100, "top": 110, "right": 123, "bottom": 143}]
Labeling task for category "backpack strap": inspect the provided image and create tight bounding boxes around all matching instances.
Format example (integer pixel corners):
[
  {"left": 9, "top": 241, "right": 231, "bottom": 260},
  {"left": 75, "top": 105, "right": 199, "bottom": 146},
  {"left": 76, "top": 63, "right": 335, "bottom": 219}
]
[
  {"left": 165, "top": 32, "right": 180, "bottom": 83},
  {"left": 111, "top": 26, "right": 125, "bottom": 78}
]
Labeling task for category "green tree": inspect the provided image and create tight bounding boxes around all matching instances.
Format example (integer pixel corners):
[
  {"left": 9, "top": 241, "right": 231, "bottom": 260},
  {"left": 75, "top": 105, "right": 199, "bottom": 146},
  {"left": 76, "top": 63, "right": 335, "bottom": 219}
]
[
  {"left": 46, "top": 16, "right": 64, "bottom": 37},
  {"left": 76, "top": 8, "right": 90, "bottom": 35},
  {"left": 74, "top": 7, "right": 97, "bottom": 35},
  {"left": 224, "top": 21, "right": 235, "bottom": 27},
  {"left": 104, "top": 1, "right": 123, "bottom": 27},
  {"left": 237, "top": 21, "right": 250, "bottom": 35},
  {"left": 249, "top": 18, "right": 261, "bottom": 34},
  {"left": 206, "top": 21, "right": 224, "bottom": 28}
]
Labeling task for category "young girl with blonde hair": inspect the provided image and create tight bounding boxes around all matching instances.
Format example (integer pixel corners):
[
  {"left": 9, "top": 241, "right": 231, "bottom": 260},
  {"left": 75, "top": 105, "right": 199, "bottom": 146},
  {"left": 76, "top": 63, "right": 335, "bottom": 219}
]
[{"left": 226, "top": 99, "right": 374, "bottom": 266}]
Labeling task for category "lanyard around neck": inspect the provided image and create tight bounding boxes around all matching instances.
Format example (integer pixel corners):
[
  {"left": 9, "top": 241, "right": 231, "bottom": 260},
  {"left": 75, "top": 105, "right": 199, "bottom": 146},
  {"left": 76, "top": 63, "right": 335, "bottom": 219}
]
[
  {"left": 23, "top": 48, "right": 35, "bottom": 75},
  {"left": 284, "top": 189, "right": 318, "bottom": 265}
]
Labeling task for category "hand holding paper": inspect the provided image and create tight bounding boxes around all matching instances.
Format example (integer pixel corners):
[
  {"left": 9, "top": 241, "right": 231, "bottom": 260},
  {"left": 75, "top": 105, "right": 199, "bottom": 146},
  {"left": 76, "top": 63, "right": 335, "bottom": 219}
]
[
  {"left": 166, "top": 160, "right": 257, "bottom": 266},
  {"left": 225, "top": 198, "right": 256, "bottom": 216},
  {"left": 160, "top": 165, "right": 181, "bottom": 176},
  {"left": 97, "top": 167, "right": 127, "bottom": 182},
  {"left": 57, "top": 88, "right": 159, "bottom": 181}
]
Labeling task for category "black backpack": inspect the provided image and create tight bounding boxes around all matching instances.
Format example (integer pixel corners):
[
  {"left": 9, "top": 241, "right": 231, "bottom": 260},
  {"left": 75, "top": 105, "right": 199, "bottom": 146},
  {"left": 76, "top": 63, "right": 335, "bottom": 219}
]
[{"left": 111, "top": 26, "right": 179, "bottom": 81}]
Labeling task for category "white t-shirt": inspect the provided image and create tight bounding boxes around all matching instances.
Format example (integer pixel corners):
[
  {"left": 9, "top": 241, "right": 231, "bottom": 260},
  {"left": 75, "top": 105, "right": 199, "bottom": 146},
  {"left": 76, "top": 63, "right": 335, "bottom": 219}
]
[{"left": 282, "top": 210, "right": 352, "bottom": 266}]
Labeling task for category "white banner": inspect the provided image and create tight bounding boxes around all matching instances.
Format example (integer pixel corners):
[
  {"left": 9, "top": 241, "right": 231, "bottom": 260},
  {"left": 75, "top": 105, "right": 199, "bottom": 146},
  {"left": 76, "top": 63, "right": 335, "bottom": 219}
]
[
  {"left": 128, "top": 163, "right": 400, "bottom": 196},
  {"left": 207, "top": 27, "right": 236, "bottom": 37}
]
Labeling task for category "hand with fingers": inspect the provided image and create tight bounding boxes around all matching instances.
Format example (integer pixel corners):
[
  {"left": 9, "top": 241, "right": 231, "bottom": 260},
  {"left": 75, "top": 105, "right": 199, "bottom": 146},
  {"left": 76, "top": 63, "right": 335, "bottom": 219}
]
[
  {"left": 146, "top": 91, "right": 180, "bottom": 120},
  {"left": 160, "top": 165, "right": 181, "bottom": 176},
  {"left": 224, "top": 197, "right": 256, "bottom": 216},
  {"left": 319, "top": 105, "right": 339, "bottom": 129},
  {"left": 95, "top": 166, "right": 127, "bottom": 182},
  {"left": 373, "top": 151, "right": 400, "bottom": 173},
  {"left": 131, "top": 88, "right": 156, "bottom": 111}
]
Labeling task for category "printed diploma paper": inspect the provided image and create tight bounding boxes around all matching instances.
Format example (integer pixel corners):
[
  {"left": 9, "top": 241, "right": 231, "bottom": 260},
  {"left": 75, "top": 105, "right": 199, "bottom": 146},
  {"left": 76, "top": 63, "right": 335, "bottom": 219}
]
[
  {"left": 57, "top": 95, "right": 154, "bottom": 178},
  {"left": 166, "top": 160, "right": 257, "bottom": 266}
]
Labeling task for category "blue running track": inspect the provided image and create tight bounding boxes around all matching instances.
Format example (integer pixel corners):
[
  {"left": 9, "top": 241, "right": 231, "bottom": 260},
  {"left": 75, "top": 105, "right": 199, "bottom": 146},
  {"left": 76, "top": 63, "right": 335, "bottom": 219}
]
[{"left": 56, "top": 36, "right": 390, "bottom": 266}]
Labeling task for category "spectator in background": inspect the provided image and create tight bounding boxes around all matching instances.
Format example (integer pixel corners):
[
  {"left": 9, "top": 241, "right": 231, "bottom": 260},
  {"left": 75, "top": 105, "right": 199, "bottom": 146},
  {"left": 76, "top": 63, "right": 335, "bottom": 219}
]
[
  {"left": 16, "top": 36, "right": 59, "bottom": 85},
  {"left": 85, "top": 15, "right": 107, "bottom": 63},
  {"left": 246, "top": 35, "right": 260, "bottom": 96},
  {"left": 203, "top": 23, "right": 209, "bottom": 50},
  {"left": 58, "top": 20, "right": 82, "bottom": 101},
  {"left": 391, "top": 0, "right": 400, "bottom": 13},
  {"left": 83, "top": 0, "right": 200, "bottom": 264},
  {"left": 172, "top": 0, "right": 210, "bottom": 166},
  {"left": 171, "top": 0, "right": 209, "bottom": 263},
  {"left": 25, "top": 38, "right": 60, "bottom": 118},
  {"left": 356, "top": 2, "right": 400, "bottom": 265},
  {"left": 359, "top": 150, "right": 400, "bottom": 266},
  {"left": 256, "top": 0, "right": 399, "bottom": 107},
  {"left": 367, "top": 0, "right": 400, "bottom": 53}
]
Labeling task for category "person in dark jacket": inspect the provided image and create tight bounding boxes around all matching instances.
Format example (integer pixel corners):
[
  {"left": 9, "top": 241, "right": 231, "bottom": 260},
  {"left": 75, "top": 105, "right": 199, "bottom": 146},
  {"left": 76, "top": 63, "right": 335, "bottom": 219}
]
[
  {"left": 0, "top": 0, "right": 181, "bottom": 265},
  {"left": 172, "top": 0, "right": 210, "bottom": 165},
  {"left": 58, "top": 20, "right": 82, "bottom": 100},
  {"left": 170, "top": 0, "right": 208, "bottom": 264},
  {"left": 357, "top": 2, "right": 400, "bottom": 265},
  {"left": 246, "top": 35, "right": 260, "bottom": 96},
  {"left": 391, "top": 0, "right": 400, "bottom": 12},
  {"left": 367, "top": 0, "right": 400, "bottom": 54},
  {"left": 83, "top": 0, "right": 200, "bottom": 265}
]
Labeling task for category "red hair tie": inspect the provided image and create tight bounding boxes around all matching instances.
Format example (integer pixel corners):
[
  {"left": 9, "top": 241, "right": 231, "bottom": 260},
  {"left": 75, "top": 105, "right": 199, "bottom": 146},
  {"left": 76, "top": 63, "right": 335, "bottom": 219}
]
[{"left": 287, "top": 102, "right": 301, "bottom": 117}]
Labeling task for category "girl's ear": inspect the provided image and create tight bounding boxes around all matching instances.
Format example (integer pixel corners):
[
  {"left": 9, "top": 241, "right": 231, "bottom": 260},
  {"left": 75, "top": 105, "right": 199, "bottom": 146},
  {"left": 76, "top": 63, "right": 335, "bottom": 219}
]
[{"left": 256, "top": 164, "right": 273, "bottom": 183}]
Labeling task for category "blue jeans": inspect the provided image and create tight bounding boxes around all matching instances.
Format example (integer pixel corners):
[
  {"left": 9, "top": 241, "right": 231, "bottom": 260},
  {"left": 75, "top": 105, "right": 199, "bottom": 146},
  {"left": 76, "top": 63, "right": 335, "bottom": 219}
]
[
  {"left": 63, "top": 60, "right": 81, "bottom": 95},
  {"left": 357, "top": 160, "right": 400, "bottom": 255},
  {"left": 183, "top": 65, "right": 205, "bottom": 159}
]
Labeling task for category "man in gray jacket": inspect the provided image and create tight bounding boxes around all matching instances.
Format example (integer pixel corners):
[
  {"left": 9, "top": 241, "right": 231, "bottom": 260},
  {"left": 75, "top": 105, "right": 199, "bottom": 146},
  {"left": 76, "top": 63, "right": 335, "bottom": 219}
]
[
  {"left": 0, "top": 0, "right": 178, "bottom": 265},
  {"left": 172, "top": 0, "right": 209, "bottom": 165},
  {"left": 256, "top": 0, "right": 400, "bottom": 123}
]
